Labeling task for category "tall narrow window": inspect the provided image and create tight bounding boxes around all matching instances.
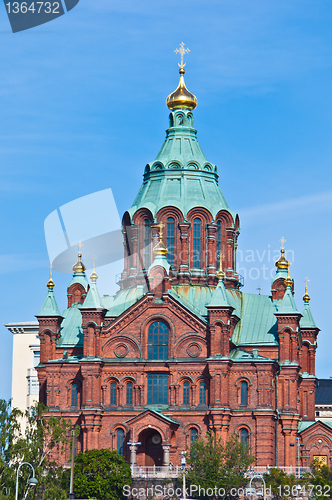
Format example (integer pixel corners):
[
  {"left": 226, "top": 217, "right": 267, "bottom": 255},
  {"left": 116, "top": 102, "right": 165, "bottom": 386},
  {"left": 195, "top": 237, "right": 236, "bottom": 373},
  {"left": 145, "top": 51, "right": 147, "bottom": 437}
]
[
  {"left": 126, "top": 382, "right": 133, "bottom": 406},
  {"left": 241, "top": 381, "right": 248, "bottom": 406},
  {"left": 199, "top": 382, "right": 206, "bottom": 405},
  {"left": 147, "top": 374, "right": 169, "bottom": 404},
  {"left": 190, "top": 428, "right": 198, "bottom": 442},
  {"left": 148, "top": 321, "right": 169, "bottom": 360},
  {"left": 183, "top": 382, "right": 190, "bottom": 405},
  {"left": 240, "top": 428, "right": 248, "bottom": 447},
  {"left": 143, "top": 219, "right": 151, "bottom": 268},
  {"left": 167, "top": 217, "right": 175, "bottom": 267},
  {"left": 216, "top": 220, "right": 221, "bottom": 261},
  {"left": 193, "top": 218, "right": 201, "bottom": 268},
  {"left": 71, "top": 383, "right": 78, "bottom": 407},
  {"left": 110, "top": 382, "right": 117, "bottom": 406},
  {"left": 117, "top": 429, "right": 124, "bottom": 455}
]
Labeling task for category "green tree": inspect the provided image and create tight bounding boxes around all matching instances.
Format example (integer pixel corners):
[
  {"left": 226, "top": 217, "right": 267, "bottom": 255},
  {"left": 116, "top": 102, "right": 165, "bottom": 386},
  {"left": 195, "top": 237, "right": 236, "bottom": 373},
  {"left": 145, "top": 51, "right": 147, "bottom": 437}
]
[
  {"left": 263, "top": 468, "right": 300, "bottom": 500},
  {"left": 0, "top": 400, "right": 75, "bottom": 500},
  {"left": 73, "top": 449, "right": 132, "bottom": 500},
  {"left": 306, "top": 461, "right": 332, "bottom": 500},
  {"left": 186, "top": 431, "right": 255, "bottom": 499}
]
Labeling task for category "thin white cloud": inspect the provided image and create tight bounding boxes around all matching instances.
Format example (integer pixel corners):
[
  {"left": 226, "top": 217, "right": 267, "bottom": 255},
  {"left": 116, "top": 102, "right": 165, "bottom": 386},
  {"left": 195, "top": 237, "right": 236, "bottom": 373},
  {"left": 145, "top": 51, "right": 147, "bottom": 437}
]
[{"left": 0, "top": 254, "right": 48, "bottom": 274}]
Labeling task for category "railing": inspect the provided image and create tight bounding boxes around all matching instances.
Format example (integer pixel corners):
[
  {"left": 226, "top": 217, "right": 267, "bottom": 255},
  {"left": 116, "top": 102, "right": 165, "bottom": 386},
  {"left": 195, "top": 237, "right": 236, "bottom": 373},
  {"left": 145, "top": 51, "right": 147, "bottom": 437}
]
[{"left": 131, "top": 465, "right": 311, "bottom": 479}]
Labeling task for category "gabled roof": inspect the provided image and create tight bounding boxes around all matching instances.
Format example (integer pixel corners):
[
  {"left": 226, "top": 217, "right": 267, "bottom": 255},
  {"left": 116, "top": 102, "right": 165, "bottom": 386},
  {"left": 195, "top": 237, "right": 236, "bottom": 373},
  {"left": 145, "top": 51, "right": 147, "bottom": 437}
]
[
  {"left": 57, "top": 303, "right": 83, "bottom": 347},
  {"left": 125, "top": 408, "right": 179, "bottom": 426},
  {"left": 207, "top": 279, "right": 231, "bottom": 308},
  {"left": 277, "top": 286, "right": 300, "bottom": 315},
  {"left": 67, "top": 272, "right": 88, "bottom": 291},
  {"left": 300, "top": 302, "right": 317, "bottom": 329},
  {"left": 80, "top": 282, "right": 104, "bottom": 310}
]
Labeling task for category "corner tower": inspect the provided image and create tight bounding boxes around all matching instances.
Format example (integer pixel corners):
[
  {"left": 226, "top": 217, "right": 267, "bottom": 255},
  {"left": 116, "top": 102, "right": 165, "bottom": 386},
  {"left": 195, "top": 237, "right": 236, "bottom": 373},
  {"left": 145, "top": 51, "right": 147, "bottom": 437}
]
[{"left": 120, "top": 45, "right": 241, "bottom": 290}]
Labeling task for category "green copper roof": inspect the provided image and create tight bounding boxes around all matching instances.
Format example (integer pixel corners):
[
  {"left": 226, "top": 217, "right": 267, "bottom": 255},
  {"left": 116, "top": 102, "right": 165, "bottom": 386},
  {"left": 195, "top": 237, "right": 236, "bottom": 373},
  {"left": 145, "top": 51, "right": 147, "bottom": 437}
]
[
  {"left": 57, "top": 303, "right": 83, "bottom": 347},
  {"left": 148, "top": 254, "right": 171, "bottom": 275},
  {"left": 272, "top": 267, "right": 288, "bottom": 285},
  {"left": 80, "top": 281, "right": 104, "bottom": 310},
  {"left": 207, "top": 279, "right": 230, "bottom": 308},
  {"left": 128, "top": 109, "right": 237, "bottom": 221},
  {"left": 104, "top": 284, "right": 146, "bottom": 318},
  {"left": 68, "top": 272, "right": 88, "bottom": 291},
  {"left": 277, "top": 286, "right": 300, "bottom": 315},
  {"left": 300, "top": 302, "right": 317, "bottom": 329},
  {"left": 36, "top": 289, "right": 62, "bottom": 317}
]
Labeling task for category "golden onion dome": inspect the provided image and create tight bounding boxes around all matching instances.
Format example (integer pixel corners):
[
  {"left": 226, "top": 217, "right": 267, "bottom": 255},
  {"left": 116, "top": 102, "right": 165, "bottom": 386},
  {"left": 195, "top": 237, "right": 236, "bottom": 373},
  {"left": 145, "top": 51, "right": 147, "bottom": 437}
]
[
  {"left": 284, "top": 268, "right": 293, "bottom": 288},
  {"left": 166, "top": 67, "right": 197, "bottom": 111},
  {"left": 153, "top": 222, "right": 168, "bottom": 256},
  {"left": 303, "top": 280, "right": 311, "bottom": 303},
  {"left": 72, "top": 251, "right": 86, "bottom": 274},
  {"left": 275, "top": 248, "right": 290, "bottom": 270},
  {"left": 46, "top": 265, "right": 55, "bottom": 290},
  {"left": 90, "top": 260, "right": 98, "bottom": 282}
]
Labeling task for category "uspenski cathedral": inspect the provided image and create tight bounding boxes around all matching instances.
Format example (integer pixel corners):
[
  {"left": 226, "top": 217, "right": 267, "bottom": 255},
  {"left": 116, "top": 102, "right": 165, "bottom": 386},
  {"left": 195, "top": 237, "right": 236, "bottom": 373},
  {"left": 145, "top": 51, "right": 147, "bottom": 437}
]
[{"left": 36, "top": 45, "right": 332, "bottom": 470}]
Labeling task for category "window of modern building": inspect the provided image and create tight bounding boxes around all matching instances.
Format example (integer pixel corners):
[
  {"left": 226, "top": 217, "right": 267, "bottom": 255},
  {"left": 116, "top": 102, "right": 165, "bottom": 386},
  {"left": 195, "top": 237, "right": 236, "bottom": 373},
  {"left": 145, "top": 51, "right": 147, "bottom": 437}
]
[
  {"left": 126, "top": 382, "right": 133, "bottom": 405},
  {"left": 33, "top": 350, "right": 40, "bottom": 367},
  {"left": 216, "top": 220, "right": 221, "bottom": 261},
  {"left": 71, "top": 383, "right": 78, "bottom": 407},
  {"left": 147, "top": 374, "right": 169, "bottom": 404},
  {"left": 183, "top": 381, "right": 190, "bottom": 405},
  {"left": 199, "top": 381, "right": 206, "bottom": 405},
  {"left": 110, "top": 382, "right": 117, "bottom": 406},
  {"left": 147, "top": 321, "right": 169, "bottom": 360},
  {"left": 190, "top": 428, "right": 198, "bottom": 442},
  {"left": 143, "top": 219, "right": 151, "bottom": 268},
  {"left": 117, "top": 429, "right": 124, "bottom": 455},
  {"left": 240, "top": 428, "right": 248, "bottom": 447},
  {"left": 241, "top": 381, "right": 248, "bottom": 406},
  {"left": 193, "top": 218, "right": 201, "bottom": 268},
  {"left": 167, "top": 217, "right": 175, "bottom": 267}
]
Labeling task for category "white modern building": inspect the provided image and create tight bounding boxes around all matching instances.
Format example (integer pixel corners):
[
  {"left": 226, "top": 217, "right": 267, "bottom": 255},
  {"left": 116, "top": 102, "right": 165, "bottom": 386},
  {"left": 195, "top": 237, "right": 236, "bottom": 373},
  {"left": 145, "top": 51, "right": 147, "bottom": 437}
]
[{"left": 5, "top": 322, "right": 40, "bottom": 431}]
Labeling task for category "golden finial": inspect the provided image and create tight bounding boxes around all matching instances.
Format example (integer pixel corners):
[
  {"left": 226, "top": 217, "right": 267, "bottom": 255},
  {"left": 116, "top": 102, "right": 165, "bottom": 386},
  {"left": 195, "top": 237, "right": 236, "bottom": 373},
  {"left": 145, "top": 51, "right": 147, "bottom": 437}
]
[
  {"left": 46, "top": 263, "right": 55, "bottom": 290},
  {"left": 153, "top": 222, "right": 168, "bottom": 256},
  {"left": 166, "top": 43, "right": 197, "bottom": 111},
  {"left": 72, "top": 242, "right": 86, "bottom": 274},
  {"left": 284, "top": 265, "right": 293, "bottom": 288},
  {"left": 216, "top": 253, "right": 225, "bottom": 280},
  {"left": 275, "top": 236, "right": 290, "bottom": 269},
  {"left": 90, "top": 255, "right": 98, "bottom": 282},
  {"left": 303, "top": 277, "right": 311, "bottom": 303}
]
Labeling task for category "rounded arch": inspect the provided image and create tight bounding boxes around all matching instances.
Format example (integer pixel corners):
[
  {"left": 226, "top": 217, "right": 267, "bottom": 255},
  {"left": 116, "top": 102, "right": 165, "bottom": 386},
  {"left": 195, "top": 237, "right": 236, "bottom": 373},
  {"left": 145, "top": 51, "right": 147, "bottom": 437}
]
[
  {"left": 215, "top": 209, "right": 235, "bottom": 226},
  {"left": 137, "top": 425, "right": 166, "bottom": 442},
  {"left": 121, "top": 375, "right": 136, "bottom": 384},
  {"left": 66, "top": 378, "right": 81, "bottom": 407},
  {"left": 187, "top": 207, "right": 212, "bottom": 224},
  {"left": 173, "top": 333, "right": 207, "bottom": 358},
  {"left": 102, "top": 334, "right": 142, "bottom": 359},
  {"left": 167, "top": 161, "right": 182, "bottom": 170},
  {"left": 184, "top": 423, "right": 202, "bottom": 435},
  {"left": 177, "top": 375, "right": 194, "bottom": 384},
  {"left": 140, "top": 315, "right": 175, "bottom": 359},
  {"left": 132, "top": 207, "right": 154, "bottom": 226}
]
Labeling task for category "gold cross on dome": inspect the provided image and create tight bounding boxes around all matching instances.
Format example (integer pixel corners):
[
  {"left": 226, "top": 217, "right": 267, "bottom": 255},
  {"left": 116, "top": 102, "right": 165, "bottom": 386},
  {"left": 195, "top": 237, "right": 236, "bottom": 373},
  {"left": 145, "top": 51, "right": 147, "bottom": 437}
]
[
  {"left": 304, "top": 277, "right": 310, "bottom": 285},
  {"left": 157, "top": 222, "right": 165, "bottom": 239},
  {"left": 77, "top": 241, "right": 83, "bottom": 250},
  {"left": 92, "top": 254, "right": 97, "bottom": 268},
  {"left": 280, "top": 236, "right": 286, "bottom": 249},
  {"left": 175, "top": 42, "right": 190, "bottom": 69},
  {"left": 49, "top": 262, "right": 54, "bottom": 278}
]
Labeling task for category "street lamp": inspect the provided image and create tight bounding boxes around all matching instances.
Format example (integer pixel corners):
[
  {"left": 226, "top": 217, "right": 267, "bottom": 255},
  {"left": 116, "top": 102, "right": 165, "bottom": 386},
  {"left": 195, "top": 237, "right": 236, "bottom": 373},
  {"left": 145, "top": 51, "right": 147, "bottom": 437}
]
[
  {"left": 15, "top": 462, "right": 38, "bottom": 500},
  {"left": 290, "top": 438, "right": 305, "bottom": 477},
  {"left": 249, "top": 474, "right": 266, "bottom": 500}
]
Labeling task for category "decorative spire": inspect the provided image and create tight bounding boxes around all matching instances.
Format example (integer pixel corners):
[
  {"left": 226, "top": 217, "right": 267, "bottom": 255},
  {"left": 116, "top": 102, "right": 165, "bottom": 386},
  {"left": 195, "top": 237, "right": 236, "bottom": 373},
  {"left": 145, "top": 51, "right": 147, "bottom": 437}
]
[
  {"left": 303, "top": 277, "right": 311, "bottom": 303},
  {"left": 166, "top": 43, "right": 197, "bottom": 111},
  {"left": 275, "top": 236, "right": 290, "bottom": 270},
  {"left": 284, "top": 265, "right": 293, "bottom": 288},
  {"left": 47, "top": 263, "right": 55, "bottom": 290},
  {"left": 72, "top": 242, "right": 86, "bottom": 274},
  {"left": 90, "top": 255, "right": 98, "bottom": 282},
  {"left": 153, "top": 222, "right": 168, "bottom": 256},
  {"left": 216, "top": 253, "right": 225, "bottom": 280}
]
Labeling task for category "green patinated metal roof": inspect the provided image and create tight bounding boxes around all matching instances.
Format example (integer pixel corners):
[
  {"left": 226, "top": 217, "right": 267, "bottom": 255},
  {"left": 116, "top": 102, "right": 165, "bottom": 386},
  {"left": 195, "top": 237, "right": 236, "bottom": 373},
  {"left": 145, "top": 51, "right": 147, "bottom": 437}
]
[
  {"left": 128, "top": 109, "right": 237, "bottom": 221},
  {"left": 298, "top": 421, "right": 332, "bottom": 433},
  {"left": 104, "top": 284, "right": 146, "bottom": 318},
  {"left": 207, "top": 279, "right": 230, "bottom": 308},
  {"left": 80, "top": 281, "right": 104, "bottom": 310},
  {"left": 278, "top": 286, "right": 300, "bottom": 315},
  {"left": 67, "top": 272, "right": 89, "bottom": 290},
  {"left": 300, "top": 302, "right": 317, "bottom": 329},
  {"left": 36, "top": 289, "right": 62, "bottom": 317},
  {"left": 57, "top": 303, "right": 83, "bottom": 347},
  {"left": 229, "top": 348, "right": 273, "bottom": 362}
]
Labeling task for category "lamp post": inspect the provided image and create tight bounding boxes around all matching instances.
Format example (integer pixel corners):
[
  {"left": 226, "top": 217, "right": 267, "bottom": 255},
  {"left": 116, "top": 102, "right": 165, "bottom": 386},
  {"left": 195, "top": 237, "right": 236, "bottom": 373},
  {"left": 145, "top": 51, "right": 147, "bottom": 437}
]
[
  {"left": 249, "top": 474, "right": 266, "bottom": 500},
  {"left": 15, "top": 462, "right": 38, "bottom": 500},
  {"left": 290, "top": 438, "right": 305, "bottom": 477}
]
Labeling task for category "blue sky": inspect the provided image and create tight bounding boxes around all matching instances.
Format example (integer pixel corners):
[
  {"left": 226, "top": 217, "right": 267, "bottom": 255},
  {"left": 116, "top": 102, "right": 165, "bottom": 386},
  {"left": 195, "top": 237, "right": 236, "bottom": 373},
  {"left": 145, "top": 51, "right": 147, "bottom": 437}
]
[{"left": 1, "top": 0, "right": 332, "bottom": 400}]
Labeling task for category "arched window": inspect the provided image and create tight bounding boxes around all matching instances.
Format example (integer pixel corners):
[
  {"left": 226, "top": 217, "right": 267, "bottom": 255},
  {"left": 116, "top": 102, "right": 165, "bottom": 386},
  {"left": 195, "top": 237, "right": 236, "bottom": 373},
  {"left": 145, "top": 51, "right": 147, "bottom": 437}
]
[
  {"left": 199, "top": 382, "right": 206, "bottom": 405},
  {"left": 216, "top": 220, "right": 221, "bottom": 261},
  {"left": 190, "top": 428, "right": 198, "bottom": 442},
  {"left": 148, "top": 321, "right": 169, "bottom": 360},
  {"left": 240, "top": 428, "right": 248, "bottom": 447},
  {"left": 143, "top": 219, "right": 151, "bottom": 268},
  {"left": 110, "top": 382, "right": 117, "bottom": 406},
  {"left": 167, "top": 217, "right": 175, "bottom": 267},
  {"left": 71, "top": 383, "right": 78, "bottom": 407},
  {"left": 241, "top": 381, "right": 248, "bottom": 406},
  {"left": 183, "top": 382, "right": 190, "bottom": 405},
  {"left": 117, "top": 429, "right": 124, "bottom": 455},
  {"left": 126, "top": 382, "right": 133, "bottom": 406},
  {"left": 193, "top": 218, "right": 201, "bottom": 268}
]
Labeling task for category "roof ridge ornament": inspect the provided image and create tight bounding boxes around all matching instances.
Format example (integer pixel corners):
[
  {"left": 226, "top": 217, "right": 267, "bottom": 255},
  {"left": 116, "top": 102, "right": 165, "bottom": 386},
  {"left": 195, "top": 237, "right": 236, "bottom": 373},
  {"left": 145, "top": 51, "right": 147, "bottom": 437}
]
[
  {"left": 303, "top": 277, "right": 311, "bottom": 303},
  {"left": 166, "top": 43, "right": 197, "bottom": 111},
  {"left": 46, "top": 263, "right": 55, "bottom": 290},
  {"left": 90, "top": 255, "right": 98, "bottom": 282},
  {"left": 284, "top": 264, "right": 293, "bottom": 288}
]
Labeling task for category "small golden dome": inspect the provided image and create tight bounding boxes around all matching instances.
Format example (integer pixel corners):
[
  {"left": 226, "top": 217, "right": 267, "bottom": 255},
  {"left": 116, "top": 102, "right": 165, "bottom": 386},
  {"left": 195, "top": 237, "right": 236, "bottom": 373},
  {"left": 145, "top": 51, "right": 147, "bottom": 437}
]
[
  {"left": 153, "top": 222, "right": 168, "bottom": 256},
  {"left": 284, "top": 268, "right": 293, "bottom": 288},
  {"left": 90, "top": 259, "right": 98, "bottom": 282},
  {"left": 216, "top": 253, "right": 225, "bottom": 280},
  {"left": 275, "top": 248, "right": 290, "bottom": 269},
  {"left": 72, "top": 251, "right": 86, "bottom": 274},
  {"left": 166, "top": 67, "right": 197, "bottom": 111},
  {"left": 303, "top": 279, "right": 311, "bottom": 303},
  {"left": 47, "top": 265, "right": 55, "bottom": 289}
]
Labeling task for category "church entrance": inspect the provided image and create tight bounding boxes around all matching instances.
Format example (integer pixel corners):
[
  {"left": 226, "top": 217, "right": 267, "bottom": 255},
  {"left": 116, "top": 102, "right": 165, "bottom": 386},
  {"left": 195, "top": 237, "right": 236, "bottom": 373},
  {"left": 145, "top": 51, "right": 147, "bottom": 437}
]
[{"left": 144, "top": 431, "right": 163, "bottom": 466}]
